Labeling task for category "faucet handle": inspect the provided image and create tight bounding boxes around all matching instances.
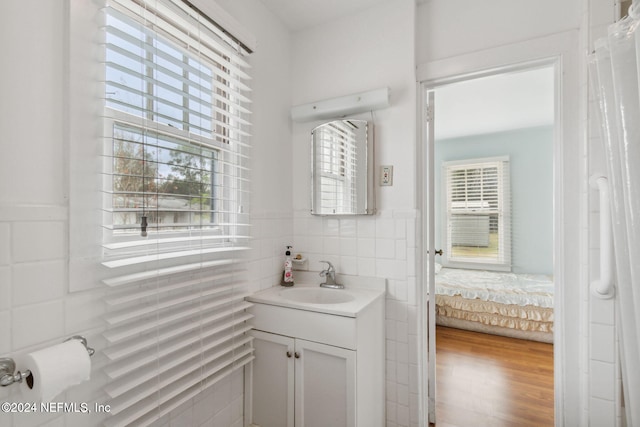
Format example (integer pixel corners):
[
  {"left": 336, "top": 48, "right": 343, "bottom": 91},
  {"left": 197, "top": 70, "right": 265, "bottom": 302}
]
[
  {"left": 319, "top": 260, "right": 334, "bottom": 272},
  {"left": 318, "top": 261, "right": 343, "bottom": 289}
]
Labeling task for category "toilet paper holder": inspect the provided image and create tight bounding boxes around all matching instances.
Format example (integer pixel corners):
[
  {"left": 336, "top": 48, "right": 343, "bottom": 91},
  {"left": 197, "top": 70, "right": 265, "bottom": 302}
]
[{"left": 0, "top": 335, "right": 94, "bottom": 387}]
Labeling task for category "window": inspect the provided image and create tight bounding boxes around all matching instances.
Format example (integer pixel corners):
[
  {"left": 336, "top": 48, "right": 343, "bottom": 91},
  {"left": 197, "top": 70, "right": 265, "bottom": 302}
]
[
  {"left": 98, "top": 2, "right": 254, "bottom": 426},
  {"left": 442, "top": 157, "right": 511, "bottom": 270},
  {"left": 103, "top": 4, "right": 250, "bottom": 242},
  {"left": 109, "top": 122, "right": 219, "bottom": 233}
]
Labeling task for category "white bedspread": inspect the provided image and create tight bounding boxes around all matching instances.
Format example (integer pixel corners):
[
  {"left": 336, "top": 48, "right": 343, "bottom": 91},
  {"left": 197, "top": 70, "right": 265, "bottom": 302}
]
[{"left": 435, "top": 268, "right": 554, "bottom": 308}]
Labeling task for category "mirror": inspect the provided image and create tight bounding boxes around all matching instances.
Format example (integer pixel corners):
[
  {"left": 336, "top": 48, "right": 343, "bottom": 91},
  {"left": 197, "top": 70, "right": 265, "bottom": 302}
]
[{"left": 311, "top": 119, "right": 375, "bottom": 215}]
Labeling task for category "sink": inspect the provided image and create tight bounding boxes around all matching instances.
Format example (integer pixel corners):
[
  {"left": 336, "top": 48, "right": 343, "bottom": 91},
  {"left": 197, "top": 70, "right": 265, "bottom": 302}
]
[
  {"left": 245, "top": 273, "right": 386, "bottom": 317},
  {"left": 279, "top": 287, "right": 355, "bottom": 305}
]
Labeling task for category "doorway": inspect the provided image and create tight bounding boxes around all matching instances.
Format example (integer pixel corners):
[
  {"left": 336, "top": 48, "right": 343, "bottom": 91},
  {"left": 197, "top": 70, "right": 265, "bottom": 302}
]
[{"left": 421, "top": 62, "right": 558, "bottom": 425}]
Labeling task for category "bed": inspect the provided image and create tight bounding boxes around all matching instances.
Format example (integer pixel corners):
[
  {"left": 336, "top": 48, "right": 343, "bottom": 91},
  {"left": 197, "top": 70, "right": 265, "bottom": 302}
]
[{"left": 435, "top": 267, "right": 554, "bottom": 343}]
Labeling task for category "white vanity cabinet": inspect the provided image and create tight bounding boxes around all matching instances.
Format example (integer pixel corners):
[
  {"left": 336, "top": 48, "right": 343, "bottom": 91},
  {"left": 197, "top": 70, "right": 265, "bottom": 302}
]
[
  {"left": 246, "top": 284, "right": 384, "bottom": 427},
  {"left": 251, "top": 330, "right": 356, "bottom": 427}
]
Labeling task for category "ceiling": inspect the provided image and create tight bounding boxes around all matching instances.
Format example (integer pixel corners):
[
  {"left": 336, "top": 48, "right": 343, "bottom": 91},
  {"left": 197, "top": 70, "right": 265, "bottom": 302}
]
[
  {"left": 433, "top": 66, "right": 555, "bottom": 140},
  {"left": 259, "top": 0, "right": 389, "bottom": 32}
]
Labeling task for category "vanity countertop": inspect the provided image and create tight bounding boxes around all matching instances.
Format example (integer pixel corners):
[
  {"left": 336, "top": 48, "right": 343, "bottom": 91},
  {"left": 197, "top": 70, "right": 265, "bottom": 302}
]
[{"left": 246, "top": 273, "right": 385, "bottom": 318}]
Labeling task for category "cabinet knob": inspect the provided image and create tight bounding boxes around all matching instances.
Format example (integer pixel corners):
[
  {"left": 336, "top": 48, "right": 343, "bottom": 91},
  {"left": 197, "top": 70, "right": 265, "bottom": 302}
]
[
  {"left": 294, "top": 352, "right": 300, "bottom": 359},
  {"left": 286, "top": 351, "right": 292, "bottom": 358}
]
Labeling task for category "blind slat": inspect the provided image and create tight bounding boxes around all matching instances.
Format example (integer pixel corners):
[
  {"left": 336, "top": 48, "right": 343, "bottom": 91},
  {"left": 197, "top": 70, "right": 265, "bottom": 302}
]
[
  {"left": 104, "top": 24, "right": 251, "bottom": 97},
  {"left": 102, "top": 246, "right": 249, "bottom": 269},
  {"left": 103, "top": 235, "right": 249, "bottom": 251},
  {"left": 105, "top": 335, "right": 253, "bottom": 398},
  {"left": 105, "top": 273, "right": 233, "bottom": 305},
  {"left": 105, "top": 283, "right": 236, "bottom": 325},
  {"left": 102, "top": 259, "right": 231, "bottom": 287},
  {"left": 99, "top": 112, "right": 252, "bottom": 154},
  {"left": 104, "top": 292, "right": 249, "bottom": 343},
  {"left": 105, "top": 321, "right": 252, "bottom": 379},
  {"left": 104, "top": 354, "right": 254, "bottom": 427},
  {"left": 107, "top": 357, "right": 251, "bottom": 427},
  {"left": 103, "top": 302, "right": 253, "bottom": 360},
  {"left": 107, "top": 347, "right": 253, "bottom": 415},
  {"left": 106, "top": 1, "right": 251, "bottom": 77}
]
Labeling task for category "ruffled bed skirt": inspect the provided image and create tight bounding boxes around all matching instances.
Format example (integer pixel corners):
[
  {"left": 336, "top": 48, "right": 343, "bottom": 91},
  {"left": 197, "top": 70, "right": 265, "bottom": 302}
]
[{"left": 436, "top": 294, "right": 554, "bottom": 343}]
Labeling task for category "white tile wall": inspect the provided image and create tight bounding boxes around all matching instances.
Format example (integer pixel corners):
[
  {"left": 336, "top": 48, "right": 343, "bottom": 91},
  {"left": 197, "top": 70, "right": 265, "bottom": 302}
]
[
  {"left": 589, "top": 397, "right": 617, "bottom": 427},
  {"left": 0, "top": 207, "right": 102, "bottom": 427},
  {"left": 585, "top": 0, "right": 621, "bottom": 425},
  {"left": 248, "top": 211, "right": 294, "bottom": 292},
  {"left": 0, "top": 311, "right": 11, "bottom": 357},
  {"left": 12, "top": 261, "right": 65, "bottom": 307},
  {"left": 0, "top": 224, "right": 11, "bottom": 265},
  {"left": 12, "top": 222, "right": 65, "bottom": 264}
]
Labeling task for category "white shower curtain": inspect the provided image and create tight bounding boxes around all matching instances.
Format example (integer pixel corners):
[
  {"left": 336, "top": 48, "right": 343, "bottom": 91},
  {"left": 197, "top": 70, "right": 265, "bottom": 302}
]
[{"left": 591, "top": 5, "right": 640, "bottom": 426}]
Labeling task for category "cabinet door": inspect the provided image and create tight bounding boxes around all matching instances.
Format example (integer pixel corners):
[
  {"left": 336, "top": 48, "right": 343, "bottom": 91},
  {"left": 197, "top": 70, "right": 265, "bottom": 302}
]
[
  {"left": 250, "top": 330, "right": 295, "bottom": 427},
  {"left": 295, "top": 338, "right": 356, "bottom": 427}
]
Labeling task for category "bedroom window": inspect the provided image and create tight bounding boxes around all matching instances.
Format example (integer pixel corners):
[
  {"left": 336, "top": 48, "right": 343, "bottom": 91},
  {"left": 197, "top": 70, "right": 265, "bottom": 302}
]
[{"left": 442, "top": 156, "right": 511, "bottom": 270}]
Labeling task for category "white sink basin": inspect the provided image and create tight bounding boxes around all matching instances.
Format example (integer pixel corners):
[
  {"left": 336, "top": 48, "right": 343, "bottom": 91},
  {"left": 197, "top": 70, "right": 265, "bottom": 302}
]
[
  {"left": 279, "top": 287, "right": 355, "bottom": 304},
  {"left": 246, "top": 273, "right": 386, "bottom": 317}
]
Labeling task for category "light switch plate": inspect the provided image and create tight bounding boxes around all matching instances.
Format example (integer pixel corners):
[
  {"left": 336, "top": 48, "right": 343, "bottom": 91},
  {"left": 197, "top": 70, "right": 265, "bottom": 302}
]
[{"left": 380, "top": 165, "right": 393, "bottom": 186}]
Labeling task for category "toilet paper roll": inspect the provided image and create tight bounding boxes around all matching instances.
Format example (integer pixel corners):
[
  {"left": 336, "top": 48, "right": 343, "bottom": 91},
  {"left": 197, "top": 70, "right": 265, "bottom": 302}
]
[{"left": 21, "top": 339, "right": 91, "bottom": 402}]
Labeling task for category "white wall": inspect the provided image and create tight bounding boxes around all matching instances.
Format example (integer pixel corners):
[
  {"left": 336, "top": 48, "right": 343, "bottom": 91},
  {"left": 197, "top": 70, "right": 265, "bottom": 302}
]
[
  {"left": 0, "top": 0, "right": 66, "bottom": 206},
  {"left": 416, "top": 0, "right": 582, "bottom": 65},
  {"left": 289, "top": 1, "right": 419, "bottom": 425}
]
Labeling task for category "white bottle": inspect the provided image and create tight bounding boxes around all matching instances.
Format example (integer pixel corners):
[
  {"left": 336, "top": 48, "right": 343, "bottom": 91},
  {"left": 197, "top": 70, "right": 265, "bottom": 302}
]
[{"left": 283, "top": 246, "right": 294, "bottom": 286}]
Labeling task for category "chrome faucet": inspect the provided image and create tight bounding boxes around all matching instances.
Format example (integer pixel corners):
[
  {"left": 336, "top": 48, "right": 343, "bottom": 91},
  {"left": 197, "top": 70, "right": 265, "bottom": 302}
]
[{"left": 319, "top": 261, "right": 344, "bottom": 289}]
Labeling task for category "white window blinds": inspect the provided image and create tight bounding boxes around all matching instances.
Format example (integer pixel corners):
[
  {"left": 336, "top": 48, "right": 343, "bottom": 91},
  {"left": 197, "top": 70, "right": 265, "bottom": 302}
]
[
  {"left": 100, "top": 1, "right": 253, "bottom": 426},
  {"left": 443, "top": 157, "right": 511, "bottom": 270}
]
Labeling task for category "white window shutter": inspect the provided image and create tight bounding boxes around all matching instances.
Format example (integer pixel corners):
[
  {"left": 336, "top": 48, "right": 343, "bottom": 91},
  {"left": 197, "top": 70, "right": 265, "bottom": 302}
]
[{"left": 443, "top": 157, "right": 511, "bottom": 270}]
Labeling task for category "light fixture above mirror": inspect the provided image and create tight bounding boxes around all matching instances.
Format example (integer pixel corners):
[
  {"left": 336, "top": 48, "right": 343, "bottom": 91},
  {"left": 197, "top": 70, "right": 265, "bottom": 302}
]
[{"left": 291, "top": 87, "right": 390, "bottom": 122}]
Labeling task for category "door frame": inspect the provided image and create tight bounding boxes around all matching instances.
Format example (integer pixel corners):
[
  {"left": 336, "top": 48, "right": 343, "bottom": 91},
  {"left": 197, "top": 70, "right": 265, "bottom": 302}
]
[{"left": 416, "top": 30, "right": 582, "bottom": 426}]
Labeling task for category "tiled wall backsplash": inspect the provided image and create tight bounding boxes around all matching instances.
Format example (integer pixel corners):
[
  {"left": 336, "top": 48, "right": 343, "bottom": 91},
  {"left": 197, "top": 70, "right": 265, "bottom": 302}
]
[{"left": 248, "top": 211, "right": 294, "bottom": 292}]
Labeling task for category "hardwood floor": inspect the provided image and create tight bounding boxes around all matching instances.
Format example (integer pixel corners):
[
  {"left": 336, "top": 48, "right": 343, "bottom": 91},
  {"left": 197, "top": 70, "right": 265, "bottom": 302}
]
[{"left": 433, "top": 326, "right": 554, "bottom": 427}]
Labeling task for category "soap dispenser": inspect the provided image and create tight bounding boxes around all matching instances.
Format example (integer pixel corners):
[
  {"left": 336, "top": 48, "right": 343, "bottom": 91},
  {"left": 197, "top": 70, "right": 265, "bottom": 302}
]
[{"left": 282, "top": 246, "right": 294, "bottom": 287}]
